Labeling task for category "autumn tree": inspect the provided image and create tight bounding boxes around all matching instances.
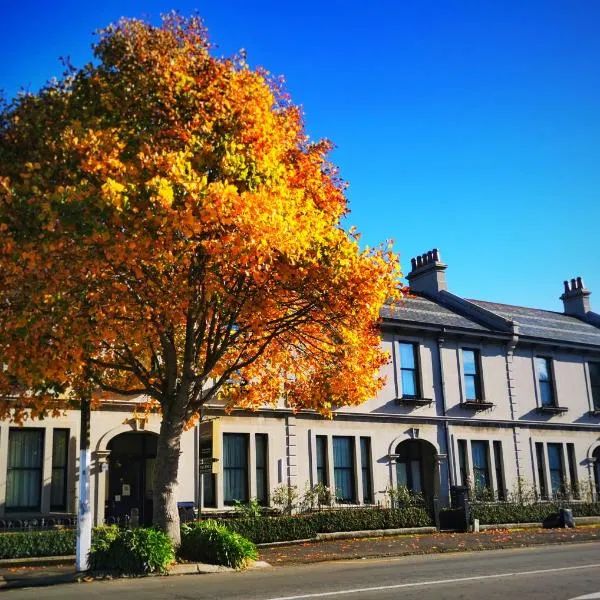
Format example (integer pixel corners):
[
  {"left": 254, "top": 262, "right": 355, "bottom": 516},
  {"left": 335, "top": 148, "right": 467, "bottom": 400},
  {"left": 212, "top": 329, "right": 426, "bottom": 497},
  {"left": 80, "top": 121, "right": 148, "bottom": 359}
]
[{"left": 0, "top": 14, "right": 401, "bottom": 544}]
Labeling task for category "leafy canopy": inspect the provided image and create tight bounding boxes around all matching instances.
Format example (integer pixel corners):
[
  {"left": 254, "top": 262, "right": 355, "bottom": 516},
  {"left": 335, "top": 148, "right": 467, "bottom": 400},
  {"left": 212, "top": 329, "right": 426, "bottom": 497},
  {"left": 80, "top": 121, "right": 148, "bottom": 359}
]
[{"left": 0, "top": 14, "right": 401, "bottom": 423}]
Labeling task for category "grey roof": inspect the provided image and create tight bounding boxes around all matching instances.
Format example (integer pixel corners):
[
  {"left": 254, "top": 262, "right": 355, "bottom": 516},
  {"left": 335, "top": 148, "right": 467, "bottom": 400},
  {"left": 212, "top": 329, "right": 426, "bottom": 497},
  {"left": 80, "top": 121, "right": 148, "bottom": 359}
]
[
  {"left": 381, "top": 293, "right": 600, "bottom": 347},
  {"left": 381, "top": 295, "right": 491, "bottom": 331},
  {"left": 469, "top": 300, "right": 600, "bottom": 346}
]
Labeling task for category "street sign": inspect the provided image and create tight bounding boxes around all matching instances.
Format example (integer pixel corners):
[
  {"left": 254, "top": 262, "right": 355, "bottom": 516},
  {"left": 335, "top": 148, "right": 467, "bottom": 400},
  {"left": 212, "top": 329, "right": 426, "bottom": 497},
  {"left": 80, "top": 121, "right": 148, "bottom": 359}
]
[{"left": 199, "top": 457, "right": 218, "bottom": 474}]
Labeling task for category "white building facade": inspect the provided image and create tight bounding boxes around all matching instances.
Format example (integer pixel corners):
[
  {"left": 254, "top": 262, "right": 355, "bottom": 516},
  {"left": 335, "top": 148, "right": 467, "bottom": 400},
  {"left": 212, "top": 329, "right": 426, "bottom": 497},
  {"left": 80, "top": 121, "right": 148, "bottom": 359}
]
[{"left": 1, "top": 249, "right": 600, "bottom": 525}]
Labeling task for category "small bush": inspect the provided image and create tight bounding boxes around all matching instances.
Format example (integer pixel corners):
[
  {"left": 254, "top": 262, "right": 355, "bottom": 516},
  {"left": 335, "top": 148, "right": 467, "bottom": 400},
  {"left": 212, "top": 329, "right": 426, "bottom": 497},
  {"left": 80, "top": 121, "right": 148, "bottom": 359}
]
[
  {"left": 179, "top": 520, "right": 258, "bottom": 568},
  {"left": 89, "top": 527, "right": 174, "bottom": 575},
  {"left": 0, "top": 529, "right": 76, "bottom": 559}
]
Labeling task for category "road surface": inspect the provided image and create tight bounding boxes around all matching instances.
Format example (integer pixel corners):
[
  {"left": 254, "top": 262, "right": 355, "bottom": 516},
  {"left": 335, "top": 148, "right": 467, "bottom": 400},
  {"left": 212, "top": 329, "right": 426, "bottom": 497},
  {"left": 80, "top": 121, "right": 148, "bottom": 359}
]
[{"left": 6, "top": 541, "right": 600, "bottom": 599}]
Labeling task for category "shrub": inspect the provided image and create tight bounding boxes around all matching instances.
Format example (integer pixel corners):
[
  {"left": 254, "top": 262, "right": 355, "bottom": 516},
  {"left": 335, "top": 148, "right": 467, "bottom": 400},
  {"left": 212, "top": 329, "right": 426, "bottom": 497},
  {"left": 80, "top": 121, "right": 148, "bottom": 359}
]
[
  {"left": 179, "top": 520, "right": 258, "bottom": 568},
  {"left": 0, "top": 529, "right": 76, "bottom": 559},
  {"left": 89, "top": 527, "right": 174, "bottom": 575}
]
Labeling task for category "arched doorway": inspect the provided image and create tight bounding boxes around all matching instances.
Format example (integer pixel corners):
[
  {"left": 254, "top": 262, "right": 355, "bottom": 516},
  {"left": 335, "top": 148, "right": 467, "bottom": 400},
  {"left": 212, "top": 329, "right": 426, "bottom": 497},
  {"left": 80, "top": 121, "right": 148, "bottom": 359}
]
[
  {"left": 106, "top": 432, "right": 158, "bottom": 526},
  {"left": 395, "top": 439, "right": 436, "bottom": 501}
]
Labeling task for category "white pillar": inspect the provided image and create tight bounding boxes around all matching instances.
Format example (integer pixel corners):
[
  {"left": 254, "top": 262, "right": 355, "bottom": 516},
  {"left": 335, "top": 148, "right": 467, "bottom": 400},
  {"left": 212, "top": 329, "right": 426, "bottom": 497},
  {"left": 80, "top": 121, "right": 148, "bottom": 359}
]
[{"left": 76, "top": 398, "right": 92, "bottom": 572}]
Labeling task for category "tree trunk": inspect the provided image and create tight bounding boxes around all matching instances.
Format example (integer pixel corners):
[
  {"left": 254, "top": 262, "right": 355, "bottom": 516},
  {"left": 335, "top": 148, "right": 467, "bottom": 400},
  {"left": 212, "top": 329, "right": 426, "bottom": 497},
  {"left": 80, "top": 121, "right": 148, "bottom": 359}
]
[{"left": 153, "top": 405, "right": 186, "bottom": 546}]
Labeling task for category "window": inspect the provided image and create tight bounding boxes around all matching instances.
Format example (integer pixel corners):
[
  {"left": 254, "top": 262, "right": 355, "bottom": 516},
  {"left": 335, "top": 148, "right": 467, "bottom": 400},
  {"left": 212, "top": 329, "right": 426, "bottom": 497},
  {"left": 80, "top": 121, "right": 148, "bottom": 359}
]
[
  {"left": 493, "top": 441, "right": 505, "bottom": 500},
  {"left": 547, "top": 443, "right": 565, "bottom": 496},
  {"left": 462, "top": 349, "right": 482, "bottom": 401},
  {"left": 396, "top": 440, "right": 423, "bottom": 494},
  {"left": 535, "top": 442, "right": 547, "bottom": 499},
  {"left": 6, "top": 429, "right": 44, "bottom": 512},
  {"left": 589, "top": 363, "right": 600, "bottom": 410},
  {"left": 536, "top": 357, "right": 555, "bottom": 407},
  {"left": 398, "top": 342, "right": 420, "bottom": 397},
  {"left": 51, "top": 429, "right": 69, "bottom": 511},
  {"left": 457, "top": 439, "right": 468, "bottom": 486},
  {"left": 360, "top": 437, "right": 373, "bottom": 504},
  {"left": 471, "top": 441, "right": 490, "bottom": 491},
  {"left": 316, "top": 435, "right": 328, "bottom": 486},
  {"left": 255, "top": 434, "right": 268, "bottom": 506},
  {"left": 567, "top": 443, "right": 579, "bottom": 499},
  {"left": 223, "top": 433, "right": 248, "bottom": 505},
  {"left": 333, "top": 437, "right": 355, "bottom": 503}
]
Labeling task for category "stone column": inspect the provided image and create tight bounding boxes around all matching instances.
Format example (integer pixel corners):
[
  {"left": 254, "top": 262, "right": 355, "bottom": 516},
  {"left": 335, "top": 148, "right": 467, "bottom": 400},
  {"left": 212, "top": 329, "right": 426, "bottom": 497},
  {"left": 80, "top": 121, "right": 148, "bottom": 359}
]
[{"left": 93, "top": 450, "right": 111, "bottom": 526}]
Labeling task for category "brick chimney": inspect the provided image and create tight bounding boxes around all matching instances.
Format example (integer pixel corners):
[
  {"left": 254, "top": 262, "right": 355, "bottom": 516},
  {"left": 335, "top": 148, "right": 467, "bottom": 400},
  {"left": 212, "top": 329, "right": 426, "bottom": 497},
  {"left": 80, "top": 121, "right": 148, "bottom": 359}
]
[
  {"left": 560, "top": 277, "right": 592, "bottom": 317},
  {"left": 406, "top": 248, "right": 448, "bottom": 295}
]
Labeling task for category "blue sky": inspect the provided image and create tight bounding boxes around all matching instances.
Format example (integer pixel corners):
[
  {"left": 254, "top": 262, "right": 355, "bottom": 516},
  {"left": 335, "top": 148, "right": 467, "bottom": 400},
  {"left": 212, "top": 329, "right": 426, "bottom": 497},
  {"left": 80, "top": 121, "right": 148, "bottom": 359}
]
[{"left": 2, "top": 1, "right": 599, "bottom": 311}]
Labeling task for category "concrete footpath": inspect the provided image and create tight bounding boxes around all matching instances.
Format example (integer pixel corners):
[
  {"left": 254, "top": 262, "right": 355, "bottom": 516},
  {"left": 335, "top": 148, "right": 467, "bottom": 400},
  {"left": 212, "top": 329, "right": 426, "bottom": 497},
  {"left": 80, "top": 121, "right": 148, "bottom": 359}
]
[{"left": 1, "top": 526, "right": 598, "bottom": 590}]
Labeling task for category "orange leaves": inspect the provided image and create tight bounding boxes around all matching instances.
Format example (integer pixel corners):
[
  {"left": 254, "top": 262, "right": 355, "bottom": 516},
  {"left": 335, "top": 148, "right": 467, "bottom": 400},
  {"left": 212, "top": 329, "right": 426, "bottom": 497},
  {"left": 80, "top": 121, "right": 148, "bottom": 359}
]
[{"left": 0, "top": 14, "right": 402, "bottom": 425}]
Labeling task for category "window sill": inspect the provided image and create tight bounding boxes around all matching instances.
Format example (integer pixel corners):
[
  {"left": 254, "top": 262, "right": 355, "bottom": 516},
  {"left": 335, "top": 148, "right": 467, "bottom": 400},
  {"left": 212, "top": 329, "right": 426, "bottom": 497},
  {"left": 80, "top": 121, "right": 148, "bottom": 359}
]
[
  {"left": 537, "top": 406, "right": 568, "bottom": 414},
  {"left": 461, "top": 400, "right": 494, "bottom": 411},
  {"left": 395, "top": 396, "right": 433, "bottom": 406}
]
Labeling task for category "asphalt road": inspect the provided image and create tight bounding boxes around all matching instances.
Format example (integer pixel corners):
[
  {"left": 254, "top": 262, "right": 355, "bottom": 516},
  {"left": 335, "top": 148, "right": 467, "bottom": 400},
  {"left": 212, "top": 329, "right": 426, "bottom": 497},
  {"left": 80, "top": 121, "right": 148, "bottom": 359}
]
[{"left": 5, "top": 542, "right": 600, "bottom": 599}]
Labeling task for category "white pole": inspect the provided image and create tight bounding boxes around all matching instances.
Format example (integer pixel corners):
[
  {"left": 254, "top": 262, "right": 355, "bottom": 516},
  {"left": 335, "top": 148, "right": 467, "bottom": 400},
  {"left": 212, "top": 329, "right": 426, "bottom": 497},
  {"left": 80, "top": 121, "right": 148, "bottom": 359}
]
[{"left": 76, "top": 397, "right": 92, "bottom": 572}]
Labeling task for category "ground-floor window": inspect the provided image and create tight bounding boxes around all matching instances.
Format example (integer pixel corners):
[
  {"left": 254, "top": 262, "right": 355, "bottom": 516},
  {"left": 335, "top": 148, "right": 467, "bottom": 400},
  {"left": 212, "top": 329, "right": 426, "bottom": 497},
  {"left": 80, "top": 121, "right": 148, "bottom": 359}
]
[
  {"left": 471, "top": 441, "right": 491, "bottom": 492},
  {"left": 6, "top": 429, "right": 44, "bottom": 512},
  {"left": 360, "top": 437, "right": 373, "bottom": 504},
  {"left": 333, "top": 436, "right": 355, "bottom": 503},
  {"left": 316, "top": 435, "right": 328, "bottom": 486},
  {"left": 50, "top": 429, "right": 69, "bottom": 511},
  {"left": 547, "top": 443, "right": 565, "bottom": 496},
  {"left": 223, "top": 433, "right": 249, "bottom": 505},
  {"left": 255, "top": 434, "right": 268, "bottom": 506}
]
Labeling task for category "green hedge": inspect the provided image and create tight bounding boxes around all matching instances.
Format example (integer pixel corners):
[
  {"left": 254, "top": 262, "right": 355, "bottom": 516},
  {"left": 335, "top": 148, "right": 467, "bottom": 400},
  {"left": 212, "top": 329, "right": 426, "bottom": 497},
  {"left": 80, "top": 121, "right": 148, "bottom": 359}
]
[
  {"left": 220, "top": 515, "right": 317, "bottom": 544},
  {"left": 0, "top": 529, "right": 76, "bottom": 559},
  {"left": 213, "top": 507, "right": 432, "bottom": 543},
  {"left": 471, "top": 502, "right": 600, "bottom": 525}
]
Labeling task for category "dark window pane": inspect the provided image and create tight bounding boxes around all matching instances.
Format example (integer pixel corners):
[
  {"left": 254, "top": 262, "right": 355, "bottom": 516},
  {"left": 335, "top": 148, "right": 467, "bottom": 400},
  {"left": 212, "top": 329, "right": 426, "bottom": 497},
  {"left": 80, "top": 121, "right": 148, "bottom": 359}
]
[
  {"left": 333, "top": 437, "right": 355, "bottom": 503},
  {"left": 457, "top": 439, "right": 468, "bottom": 486},
  {"left": 360, "top": 437, "right": 372, "bottom": 504},
  {"left": 51, "top": 429, "right": 69, "bottom": 510},
  {"left": 567, "top": 443, "right": 578, "bottom": 499},
  {"left": 223, "top": 433, "right": 248, "bottom": 504},
  {"left": 471, "top": 441, "right": 490, "bottom": 490},
  {"left": 316, "top": 436, "right": 328, "bottom": 486},
  {"left": 589, "top": 363, "right": 600, "bottom": 410},
  {"left": 255, "top": 434, "right": 268, "bottom": 505},
  {"left": 547, "top": 443, "right": 564, "bottom": 495},
  {"left": 6, "top": 429, "right": 44, "bottom": 511},
  {"left": 493, "top": 441, "right": 504, "bottom": 500},
  {"left": 540, "top": 381, "right": 554, "bottom": 406},
  {"left": 535, "top": 442, "right": 547, "bottom": 499}
]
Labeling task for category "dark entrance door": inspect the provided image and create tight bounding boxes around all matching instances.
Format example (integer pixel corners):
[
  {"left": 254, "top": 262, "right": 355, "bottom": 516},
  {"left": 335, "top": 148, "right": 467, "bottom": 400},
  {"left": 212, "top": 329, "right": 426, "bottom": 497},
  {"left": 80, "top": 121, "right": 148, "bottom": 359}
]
[{"left": 106, "top": 432, "right": 157, "bottom": 525}]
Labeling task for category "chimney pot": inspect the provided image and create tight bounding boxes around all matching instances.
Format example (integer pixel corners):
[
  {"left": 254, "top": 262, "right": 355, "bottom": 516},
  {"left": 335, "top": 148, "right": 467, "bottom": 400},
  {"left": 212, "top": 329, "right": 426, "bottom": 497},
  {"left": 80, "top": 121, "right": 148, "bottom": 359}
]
[
  {"left": 407, "top": 247, "right": 448, "bottom": 295},
  {"left": 561, "top": 275, "right": 592, "bottom": 316}
]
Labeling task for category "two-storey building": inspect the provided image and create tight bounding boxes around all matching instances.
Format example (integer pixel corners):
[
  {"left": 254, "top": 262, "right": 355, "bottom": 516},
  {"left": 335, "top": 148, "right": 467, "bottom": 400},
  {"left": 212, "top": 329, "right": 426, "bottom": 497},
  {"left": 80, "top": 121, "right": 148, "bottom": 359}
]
[{"left": 1, "top": 248, "right": 599, "bottom": 525}]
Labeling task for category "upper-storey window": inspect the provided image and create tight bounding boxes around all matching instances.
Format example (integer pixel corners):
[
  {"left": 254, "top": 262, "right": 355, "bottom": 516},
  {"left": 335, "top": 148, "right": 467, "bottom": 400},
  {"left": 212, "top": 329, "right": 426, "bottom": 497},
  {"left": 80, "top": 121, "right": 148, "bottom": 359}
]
[
  {"left": 462, "top": 349, "right": 482, "bottom": 401},
  {"left": 589, "top": 362, "right": 600, "bottom": 410},
  {"left": 536, "top": 357, "right": 556, "bottom": 407},
  {"left": 398, "top": 342, "right": 420, "bottom": 398}
]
